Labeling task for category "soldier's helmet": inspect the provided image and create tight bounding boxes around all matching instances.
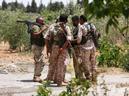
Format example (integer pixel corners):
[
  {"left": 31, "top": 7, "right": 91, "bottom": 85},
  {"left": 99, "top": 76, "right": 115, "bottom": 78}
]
[{"left": 36, "top": 17, "right": 44, "bottom": 25}]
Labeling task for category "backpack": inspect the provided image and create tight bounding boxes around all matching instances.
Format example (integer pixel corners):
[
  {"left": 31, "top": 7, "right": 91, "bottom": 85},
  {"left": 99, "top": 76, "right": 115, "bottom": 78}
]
[{"left": 80, "top": 23, "right": 100, "bottom": 48}]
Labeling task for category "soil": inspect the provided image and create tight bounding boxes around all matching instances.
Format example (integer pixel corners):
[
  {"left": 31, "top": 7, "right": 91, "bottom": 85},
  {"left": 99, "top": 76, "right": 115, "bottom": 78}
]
[{"left": 1, "top": 42, "right": 129, "bottom": 96}]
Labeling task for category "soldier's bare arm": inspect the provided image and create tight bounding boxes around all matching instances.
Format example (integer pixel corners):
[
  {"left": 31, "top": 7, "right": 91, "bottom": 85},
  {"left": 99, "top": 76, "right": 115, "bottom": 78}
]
[{"left": 33, "top": 25, "right": 48, "bottom": 35}]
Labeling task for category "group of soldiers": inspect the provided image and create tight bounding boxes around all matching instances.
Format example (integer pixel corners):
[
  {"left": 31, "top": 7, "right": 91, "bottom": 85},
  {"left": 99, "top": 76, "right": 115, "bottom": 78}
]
[{"left": 30, "top": 14, "right": 98, "bottom": 87}]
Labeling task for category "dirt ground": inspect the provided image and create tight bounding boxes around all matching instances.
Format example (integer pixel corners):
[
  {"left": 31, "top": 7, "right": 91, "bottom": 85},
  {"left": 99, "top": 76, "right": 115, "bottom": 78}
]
[
  {"left": 0, "top": 42, "right": 33, "bottom": 63},
  {"left": 1, "top": 42, "right": 129, "bottom": 96}
]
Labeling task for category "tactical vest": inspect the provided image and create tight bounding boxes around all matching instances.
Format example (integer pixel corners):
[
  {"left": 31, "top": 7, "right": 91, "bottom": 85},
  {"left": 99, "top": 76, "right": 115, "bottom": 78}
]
[
  {"left": 51, "top": 23, "right": 67, "bottom": 48},
  {"left": 30, "top": 25, "right": 45, "bottom": 47},
  {"left": 80, "top": 23, "right": 100, "bottom": 48},
  {"left": 71, "top": 26, "right": 79, "bottom": 47}
]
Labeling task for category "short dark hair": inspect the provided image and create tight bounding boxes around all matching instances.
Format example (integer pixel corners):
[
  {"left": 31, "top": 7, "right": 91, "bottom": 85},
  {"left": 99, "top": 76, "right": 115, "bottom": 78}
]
[
  {"left": 80, "top": 15, "right": 87, "bottom": 22},
  {"left": 59, "top": 14, "right": 68, "bottom": 22},
  {"left": 72, "top": 15, "right": 79, "bottom": 21}
]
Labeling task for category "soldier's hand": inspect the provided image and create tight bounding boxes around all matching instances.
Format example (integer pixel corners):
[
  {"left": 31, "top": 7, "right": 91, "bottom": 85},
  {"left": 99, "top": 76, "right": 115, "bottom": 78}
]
[
  {"left": 59, "top": 23, "right": 65, "bottom": 29},
  {"left": 44, "top": 25, "right": 49, "bottom": 29},
  {"left": 59, "top": 48, "right": 64, "bottom": 54},
  {"left": 46, "top": 49, "right": 51, "bottom": 57}
]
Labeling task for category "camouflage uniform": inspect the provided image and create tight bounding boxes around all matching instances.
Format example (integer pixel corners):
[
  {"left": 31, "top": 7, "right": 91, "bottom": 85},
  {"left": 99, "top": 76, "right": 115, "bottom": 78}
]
[
  {"left": 44, "top": 23, "right": 72, "bottom": 85},
  {"left": 77, "top": 22, "right": 97, "bottom": 80},
  {"left": 44, "top": 23, "right": 57, "bottom": 81},
  {"left": 72, "top": 25, "right": 83, "bottom": 79},
  {"left": 31, "top": 25, "right": 45, "bottom": 77},
  {"left": 32, "top": 45, "right": 44, "bottom": 76}
]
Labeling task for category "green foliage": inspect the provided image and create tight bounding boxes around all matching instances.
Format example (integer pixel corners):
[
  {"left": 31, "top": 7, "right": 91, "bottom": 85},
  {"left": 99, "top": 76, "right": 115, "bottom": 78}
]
[
  {"left": 98, "top": 37, "right": 122, "bottom": 67},
  {"left": 119, "top": 49, "right": 129, "bottom": 72},
  {"left": 37, "top": 81, "right": 52, "bottom": 96},
  {"left": 83, "top": 0, "right": 88, "bottom": 16},
  {"left": 2, "top": 0, "right": 8, "bottom": 10},
  {"left": 38, "top": 3, "right": 45, "bottom": 13},
  {"left": 26, "top": 4, "right": 31, "bottom": 13},
  {"left": 77, "top": 0, "right": 82, "bottom": 5},
  {"left": 84, "top": 0, "right": 129, "bottom": 34},
  {"left": 0, "top": 10, "right": 38, "bottom": 50},
  {"left": 40, "top": 9, "right": 60, "bottom": 24},
  {"left": 31, "top": 0, "right": 37, "bottom": 13},
  {"left": 47, "top": 1, "right": 64, "bottom": 12},
  {"left": 3, "top": 1, "right": 25, "bottom": 11},
  {"left": 59, "top": 79, "right": 91, "bottom": 96},
  {"left": 0, "top": 8, "right": 62, "bottom": 51}
]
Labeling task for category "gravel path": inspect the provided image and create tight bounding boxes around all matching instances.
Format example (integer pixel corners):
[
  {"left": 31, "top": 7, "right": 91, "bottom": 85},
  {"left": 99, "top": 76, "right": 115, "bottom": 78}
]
[
  {"left": 0, "top": 65, "right": 71, "bottom": 96},
  {"left": 1, "top": 62, "right": 129, "bottom": 96},
  {"left": 1, "top": 44, "right": 129, "bottom": 96}
]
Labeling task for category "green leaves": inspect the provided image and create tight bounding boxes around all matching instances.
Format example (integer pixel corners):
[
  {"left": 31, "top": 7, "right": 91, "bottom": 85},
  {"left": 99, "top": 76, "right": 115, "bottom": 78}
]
[
  {"left": 84, "top": 0, "right": 129, "bottom": 34},
  {"left": 0, "top": 10, "right": 35, "bottom": 50},
  {"left": 37, "top": 81, "right": 52, "bottom": 96},
  {"left": 98, "top": 38, "right": 122, "bottom": 67},
  {"left": 105, "top": 16, "right": 119, "bottom": 34},
  {"left": 59, "top": 79, "right": 91, "bottom": 96}
]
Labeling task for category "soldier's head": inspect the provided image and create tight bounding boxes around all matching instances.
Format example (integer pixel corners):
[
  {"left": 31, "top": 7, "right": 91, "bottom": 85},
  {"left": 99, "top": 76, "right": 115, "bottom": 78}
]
[
  {"left": 59, "top": 14, "right": 68, "bottom": 24},
  {"left": 72, "top": 16, "right": 79, "bottom": 27},
  {"left": 36, "top": 17, "right": 44, "bottom": 25},
  {"left": 80, "top": 15, "right": 87, "bottom": 25}
]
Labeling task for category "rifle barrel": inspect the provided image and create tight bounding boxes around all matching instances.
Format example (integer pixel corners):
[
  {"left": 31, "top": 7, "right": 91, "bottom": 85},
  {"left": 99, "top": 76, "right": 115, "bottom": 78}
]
[{"left": 16, "top": 20, "right": 26, "bottom": 23}]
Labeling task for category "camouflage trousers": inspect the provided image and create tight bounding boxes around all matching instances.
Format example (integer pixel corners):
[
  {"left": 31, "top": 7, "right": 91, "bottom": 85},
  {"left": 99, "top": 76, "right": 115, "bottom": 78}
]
[
  {"left": 80, "top": 47, "right": 96, "bottom": 80},
  {"left": 47, "top": 45, "right": 68, "bottom": 84},
  {"left": 73, "top": 47, "right": 96, "bottom": 80},
  {"left": 73, "top": 46, "right": 82, "bottom": 79},
  {"left": 32, "top": 45, "right": 45, "bottom": 77}
]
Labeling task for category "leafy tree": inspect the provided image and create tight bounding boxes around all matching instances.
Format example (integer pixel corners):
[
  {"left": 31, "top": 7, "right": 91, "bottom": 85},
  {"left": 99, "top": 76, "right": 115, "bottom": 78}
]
[
  {"left": 17, "top": 3, "right": 25, "bottom": 10},
  {"left": 77, "top": 0, "right": 80, "bottom": 4},
  {"left": 38, "top": 0, "right": 45, "bottom": 13},
  {"left": 26, "top": 3, "right": 31, "bottom": 12},
  {"left": 77, "top": 0, "right": 83, "bottom": 5},
  {"left": 83, "top": 0, "right": 88, "bottom": 16},
  {"left": 47, "top": 1, "right": 64, "bottom": 11},
  {"left": 0, "top": 10, "right": 33, "bottom": 51},
  {"left": 14, "top": 0, "right": 18, "bottom": 8},
  {"left": 83, "top": 0, "right": 129, "bottom": 37},
  {"left": 2, "top": 0, "right": 8, "bottom": 10},
  {"left": 8, "top": 1, "right": 25, "bottom": 11},
  {"left": 30, "top": 0, "right": 37, "bottom": 13},
  {"left": 64, "top": 0, "right": 75, "bottom": 15}
]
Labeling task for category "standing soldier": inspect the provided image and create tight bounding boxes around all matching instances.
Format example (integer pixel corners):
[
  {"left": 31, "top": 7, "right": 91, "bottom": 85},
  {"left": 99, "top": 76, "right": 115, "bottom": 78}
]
[
  {"left": 76, "top": 15, "right": 97, "bottom": 80},
  {"left": 45, "top": 14, "right": 72, "bottom": 86},
  {"left": 71, "top": 16, "right": 83, "bottom": 79},
  {"left": 31, "top": 17, "right": 48, "bottom": 82}
]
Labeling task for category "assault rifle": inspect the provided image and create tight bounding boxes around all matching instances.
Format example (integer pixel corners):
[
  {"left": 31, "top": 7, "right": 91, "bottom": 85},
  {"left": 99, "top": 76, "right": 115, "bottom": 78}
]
[{"left": 17, "top": 20, "right": 41, "bottom": 33}]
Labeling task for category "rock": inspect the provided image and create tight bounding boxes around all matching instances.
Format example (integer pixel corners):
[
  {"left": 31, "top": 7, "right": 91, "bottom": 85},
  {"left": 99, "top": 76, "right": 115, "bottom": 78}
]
[
  {"left": 0, "top": 70, "right": 8, "bottom": 74},
  {"left": 0, "top": 63, "right": 26, "bottom": 73}
]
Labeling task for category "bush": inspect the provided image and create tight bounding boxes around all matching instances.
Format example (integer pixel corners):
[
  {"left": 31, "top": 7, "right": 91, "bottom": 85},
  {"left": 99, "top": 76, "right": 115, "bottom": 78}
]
[
  {"left": 59, "top": 78, "right": 91, "bottom": 96},
  {"left": 36, "top": 81, "right": 52, "bottom": 96},
  {"left": 120, "top": 49, "right": 129, "bottom": 72},
  {"left": 0, "top": 10, "right": 38, "bottom": 51},
  {"left": 0, "top": 9, "right": 62, "bottom": 51},
  {"left": 97, "top": 37, "right": 122, "bottom": 67}
]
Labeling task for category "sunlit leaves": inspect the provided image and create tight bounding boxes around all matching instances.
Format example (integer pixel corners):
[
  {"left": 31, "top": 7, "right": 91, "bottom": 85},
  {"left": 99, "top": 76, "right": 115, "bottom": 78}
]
[{"left": 84, "top": 0, "right": 129, "bottom": 33}]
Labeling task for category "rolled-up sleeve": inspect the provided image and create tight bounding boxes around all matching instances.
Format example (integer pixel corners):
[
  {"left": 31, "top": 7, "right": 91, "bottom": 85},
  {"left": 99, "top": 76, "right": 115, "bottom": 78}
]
[
  {"left": 44, "top": 30, "right": 50, "bottom": 40},
  {"left": 32, "top": 25, "right": 40, "bottom": 33},
  {"left": 44, "top": 25, "right": 54, "bottom": 40}
]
